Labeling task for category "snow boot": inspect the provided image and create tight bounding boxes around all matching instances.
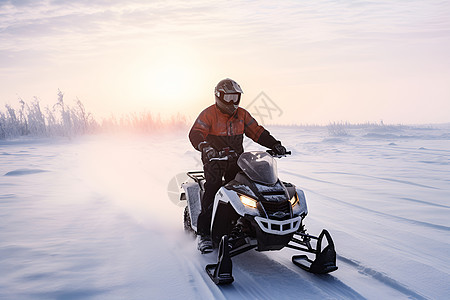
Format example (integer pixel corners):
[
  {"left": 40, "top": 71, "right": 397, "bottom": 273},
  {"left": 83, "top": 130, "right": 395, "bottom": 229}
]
[{"left": 198, "top": 235, "right": 213, "bottom": 254}]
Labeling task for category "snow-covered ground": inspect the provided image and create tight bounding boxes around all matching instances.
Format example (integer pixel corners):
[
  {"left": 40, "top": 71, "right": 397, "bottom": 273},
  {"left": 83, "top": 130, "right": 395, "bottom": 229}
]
[{"left": 0, "top": 124, "right": 449, "bottom": 299}]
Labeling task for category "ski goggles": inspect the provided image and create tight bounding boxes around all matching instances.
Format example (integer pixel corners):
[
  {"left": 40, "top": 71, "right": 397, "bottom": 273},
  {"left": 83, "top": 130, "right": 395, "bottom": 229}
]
[{"left": 222, "top": 93, "right": 241, "bottom": 104}]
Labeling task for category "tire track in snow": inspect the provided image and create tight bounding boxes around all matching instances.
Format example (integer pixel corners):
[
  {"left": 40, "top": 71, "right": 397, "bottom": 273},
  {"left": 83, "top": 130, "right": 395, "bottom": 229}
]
[
  {"left": 315, "top": 171, "right": 440, "bottom": 190},
  {"left": 304, "top": 187, "right": 450, "bottom": 232},
  {"left": 399, "top": 197, "right": 450, "bottom": 209},
  {"left": 280, "top": 170, "right": 450, "bottom": 232},
  {"left": 285, "top": 170, "right": 439, "bottom": 190},
  {"left": 268, "top": 249, "right": 411, "bottom": 300},
  {"left": 337, "top": 255, "right": 428, "bottom": 300},
  {"left": 307, "top": 170, "right": 450, "bottom": 208}
]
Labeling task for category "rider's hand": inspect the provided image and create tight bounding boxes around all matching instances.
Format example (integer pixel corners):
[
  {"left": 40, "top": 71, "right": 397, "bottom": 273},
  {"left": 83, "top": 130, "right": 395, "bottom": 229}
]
[
  {"left": 272, "top": 142, "right": 287, "bottom": 155},
  {"left": 199, "top": 142, "right": 218, "bottom": 161}
]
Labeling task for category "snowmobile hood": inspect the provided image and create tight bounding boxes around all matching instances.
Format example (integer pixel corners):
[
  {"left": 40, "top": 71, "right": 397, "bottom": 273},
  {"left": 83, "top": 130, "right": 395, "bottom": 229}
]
[{"left": 237, "top": 151, "right": 278, "bottom": 185}]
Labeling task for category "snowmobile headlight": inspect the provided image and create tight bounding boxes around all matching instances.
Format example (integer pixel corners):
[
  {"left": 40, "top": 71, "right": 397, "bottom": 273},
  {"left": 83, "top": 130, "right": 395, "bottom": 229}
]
[
  {"left": 290, "top": 193, "right": 299, "bottom": 207},
  {"left": 239, "top": 194, "right": 257, "bottom": 209}
]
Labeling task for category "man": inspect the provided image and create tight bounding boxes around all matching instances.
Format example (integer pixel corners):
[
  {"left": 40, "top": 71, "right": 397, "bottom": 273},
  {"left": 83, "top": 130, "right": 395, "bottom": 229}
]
[{"left": 189, "top": 78, "right": 287, "bottom": 253}]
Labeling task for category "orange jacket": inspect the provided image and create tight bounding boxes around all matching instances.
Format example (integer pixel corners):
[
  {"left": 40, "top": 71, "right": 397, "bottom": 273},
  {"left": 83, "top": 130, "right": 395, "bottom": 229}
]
[{"left": 189, "top": 104, "right": 277, "bottom": 154}]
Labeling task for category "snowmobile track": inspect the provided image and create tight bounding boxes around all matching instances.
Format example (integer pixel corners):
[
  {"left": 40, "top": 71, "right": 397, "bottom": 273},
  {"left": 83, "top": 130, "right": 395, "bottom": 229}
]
[
  {"left": 304, "top": 188, "right": 450, "bottom": 232},
  {"left": 338, "top": 255, "right": 428, "bottom": 300}
]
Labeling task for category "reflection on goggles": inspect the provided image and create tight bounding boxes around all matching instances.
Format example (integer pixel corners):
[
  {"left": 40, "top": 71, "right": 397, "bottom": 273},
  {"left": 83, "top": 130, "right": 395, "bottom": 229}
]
[{"left": 223, "top": 93, "right": 240, "bottom": 104}]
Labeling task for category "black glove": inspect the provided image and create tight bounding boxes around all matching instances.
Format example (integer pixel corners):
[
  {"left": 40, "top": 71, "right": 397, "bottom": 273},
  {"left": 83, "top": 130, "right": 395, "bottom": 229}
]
[
  {"left": 199, "top": 142, "right": 218, "bottom": 161},
  {"left": 272, "top": 142, "right": 287, "bottom": 155}
]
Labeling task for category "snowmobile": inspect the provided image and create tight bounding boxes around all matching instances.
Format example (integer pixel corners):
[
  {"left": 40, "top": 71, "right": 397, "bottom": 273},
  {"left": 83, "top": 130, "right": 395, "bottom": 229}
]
[{"left": 180, "top": 150, "right": 337, "bottom": 285}]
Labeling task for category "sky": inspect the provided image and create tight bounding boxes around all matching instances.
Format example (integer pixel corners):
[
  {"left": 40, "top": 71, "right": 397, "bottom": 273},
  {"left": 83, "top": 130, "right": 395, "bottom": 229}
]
[{"left": 0, "top": 0, "right": 449, "bottom": 125}]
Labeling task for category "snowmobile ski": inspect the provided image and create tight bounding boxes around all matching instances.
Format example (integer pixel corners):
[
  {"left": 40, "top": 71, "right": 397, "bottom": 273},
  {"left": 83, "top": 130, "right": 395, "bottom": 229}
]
[
  {"left": 205, "top": 235, "right": 234, "bottom": 285},
  {"left": 291, "top": 229, "right": 338, "bottom": 274}
]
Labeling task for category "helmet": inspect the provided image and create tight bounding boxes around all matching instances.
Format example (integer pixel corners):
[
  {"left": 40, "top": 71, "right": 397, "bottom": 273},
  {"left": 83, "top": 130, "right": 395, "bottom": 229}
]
[{"left": 214, "top": 78, "right": 243, "bottom": 115}]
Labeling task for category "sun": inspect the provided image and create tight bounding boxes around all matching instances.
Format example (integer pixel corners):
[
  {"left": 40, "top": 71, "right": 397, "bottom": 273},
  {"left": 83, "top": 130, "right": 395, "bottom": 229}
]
[
  {"left": 115, "top": 45, "right": 210, "bottom": 117},
  {"left": 130, "top": 50, "right": 202, "bottom": 113},
  {"left": 148, "top": 61, "right": 193, "bottom": 102}
]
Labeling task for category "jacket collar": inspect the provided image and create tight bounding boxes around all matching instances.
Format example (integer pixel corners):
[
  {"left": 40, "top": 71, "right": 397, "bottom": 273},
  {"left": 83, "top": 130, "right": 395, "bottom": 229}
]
[{"left": 214, "top": 104, "right": 238, "bottom": 119}]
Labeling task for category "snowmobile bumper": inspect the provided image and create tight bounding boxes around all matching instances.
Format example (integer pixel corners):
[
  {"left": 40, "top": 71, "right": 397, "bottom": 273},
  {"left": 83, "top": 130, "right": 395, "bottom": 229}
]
[{"left": 289, "top": 229, "right": 338, "bottom": 274}]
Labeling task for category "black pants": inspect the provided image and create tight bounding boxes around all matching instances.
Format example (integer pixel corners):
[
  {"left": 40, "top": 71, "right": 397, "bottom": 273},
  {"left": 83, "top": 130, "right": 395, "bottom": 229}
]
[{"left": 196, "top": 160, "right": 240, "bottom": 236}]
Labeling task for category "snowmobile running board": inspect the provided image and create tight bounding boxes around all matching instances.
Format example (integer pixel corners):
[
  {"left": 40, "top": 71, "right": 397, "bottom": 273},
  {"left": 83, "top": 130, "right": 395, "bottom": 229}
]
[
  {"left": 289, "top": 229, "right": 338, "bottom": 274},
  {"left": 205, "top": 235, "right": 234, "bottom": 285}
]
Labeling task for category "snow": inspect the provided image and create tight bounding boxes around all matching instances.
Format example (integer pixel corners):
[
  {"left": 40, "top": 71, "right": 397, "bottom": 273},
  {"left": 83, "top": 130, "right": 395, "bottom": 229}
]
[{"left": 0, "top": 125, "right": 449, "bottom": 299}]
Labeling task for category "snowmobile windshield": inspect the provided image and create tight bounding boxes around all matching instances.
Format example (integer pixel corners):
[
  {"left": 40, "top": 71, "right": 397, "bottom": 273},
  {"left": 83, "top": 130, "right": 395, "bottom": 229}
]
[{"left": 237, "top": 151, "right": 278, "bottom": 185}]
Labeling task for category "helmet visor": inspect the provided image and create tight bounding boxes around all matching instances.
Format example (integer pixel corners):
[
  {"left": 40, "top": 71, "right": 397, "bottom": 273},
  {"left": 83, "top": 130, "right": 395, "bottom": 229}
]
[{"left": 223, "top": 93, "right": 241, "bottom": 104}]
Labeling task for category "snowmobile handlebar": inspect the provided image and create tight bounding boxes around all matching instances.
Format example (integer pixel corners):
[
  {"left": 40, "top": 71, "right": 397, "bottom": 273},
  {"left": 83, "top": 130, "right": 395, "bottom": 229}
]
[
  {"left": 266, "top": 149, "right": 292, "bottom": 158},
  {"left": 209, "top": 149, "right": 291, "bottom": 162},
  {"left": 209, "top": 149, "right": 238, "bottom": 162}
]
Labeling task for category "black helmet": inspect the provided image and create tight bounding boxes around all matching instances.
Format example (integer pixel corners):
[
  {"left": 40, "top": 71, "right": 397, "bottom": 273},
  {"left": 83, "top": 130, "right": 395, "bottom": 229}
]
[{"left": 214, "top": 78, "right": 243, "bottom": 115}]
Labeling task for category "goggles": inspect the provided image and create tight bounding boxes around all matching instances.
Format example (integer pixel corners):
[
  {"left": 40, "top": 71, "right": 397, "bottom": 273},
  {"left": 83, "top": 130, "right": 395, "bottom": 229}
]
[{"left": 222, "top": 93, "right": 241, "bottom": 104}]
